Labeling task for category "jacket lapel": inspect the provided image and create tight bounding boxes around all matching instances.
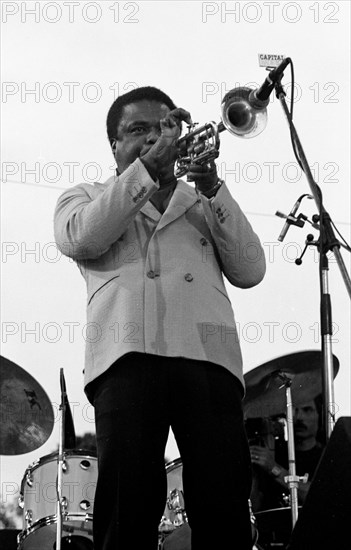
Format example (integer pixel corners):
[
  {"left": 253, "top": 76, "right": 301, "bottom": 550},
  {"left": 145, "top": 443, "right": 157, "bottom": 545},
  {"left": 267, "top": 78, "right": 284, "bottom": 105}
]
[
  {"left": 155, "top": 180, "right": 198, "bottom": 231},
  {"left": 140, "top": 201, "right": 162, "bottom": 223}
]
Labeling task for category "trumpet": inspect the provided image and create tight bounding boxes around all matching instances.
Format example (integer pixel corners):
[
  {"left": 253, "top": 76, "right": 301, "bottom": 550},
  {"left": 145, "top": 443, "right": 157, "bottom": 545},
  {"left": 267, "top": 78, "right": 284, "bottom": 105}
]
[{"left": 175, "top": 86, "right": 268, "bottom": 178}]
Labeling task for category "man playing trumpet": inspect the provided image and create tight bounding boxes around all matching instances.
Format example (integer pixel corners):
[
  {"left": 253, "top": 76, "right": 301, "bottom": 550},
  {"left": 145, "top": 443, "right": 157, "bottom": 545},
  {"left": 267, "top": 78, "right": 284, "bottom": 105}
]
[{"left": 54, "top": 86, "right": 266, "bottom": 549}]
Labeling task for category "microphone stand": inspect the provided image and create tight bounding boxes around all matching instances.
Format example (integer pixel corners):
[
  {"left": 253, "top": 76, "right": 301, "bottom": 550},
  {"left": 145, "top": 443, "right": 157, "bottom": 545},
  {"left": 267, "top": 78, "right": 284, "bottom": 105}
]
[{"left": 274, "top": 79, "right": 351, "bottom": 441}]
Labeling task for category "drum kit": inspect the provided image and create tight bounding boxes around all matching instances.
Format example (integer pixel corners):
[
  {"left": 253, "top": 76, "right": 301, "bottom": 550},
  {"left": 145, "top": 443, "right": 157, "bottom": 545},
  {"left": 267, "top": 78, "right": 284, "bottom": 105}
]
[
  {"left": 0, "top": 351, "right": 339, "bottom": 550},
  {"left": 0, "top": 356, "right": 96, "bottom": 550}
]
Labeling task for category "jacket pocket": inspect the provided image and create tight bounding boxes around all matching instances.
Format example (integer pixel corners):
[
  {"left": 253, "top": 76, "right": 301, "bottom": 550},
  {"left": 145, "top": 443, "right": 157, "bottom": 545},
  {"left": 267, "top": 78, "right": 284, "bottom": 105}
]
[{"left": 87, "top": 274, "right": 120, "bottom": 306}]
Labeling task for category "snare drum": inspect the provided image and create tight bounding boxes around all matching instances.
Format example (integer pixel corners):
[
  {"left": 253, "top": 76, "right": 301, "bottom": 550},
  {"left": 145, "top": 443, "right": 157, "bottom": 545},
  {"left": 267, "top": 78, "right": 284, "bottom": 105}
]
[{"left": 18, "top": 450, "right": 97, "bottom": 549}]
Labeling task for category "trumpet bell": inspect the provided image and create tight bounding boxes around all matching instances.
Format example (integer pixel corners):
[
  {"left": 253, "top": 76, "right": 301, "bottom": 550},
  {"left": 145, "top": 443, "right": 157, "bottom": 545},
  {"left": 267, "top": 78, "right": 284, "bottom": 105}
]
[{"left": 221, "top": 86, "right": 267, "bottom": 138}]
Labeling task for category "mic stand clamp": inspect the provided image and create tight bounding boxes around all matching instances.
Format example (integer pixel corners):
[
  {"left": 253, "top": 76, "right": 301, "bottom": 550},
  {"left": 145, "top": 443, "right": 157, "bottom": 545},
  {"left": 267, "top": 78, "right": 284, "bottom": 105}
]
[
  {"left": 284, "top": 473, "right": 309, "bottom": 487},
  {"left": 276, "top": 211, "right": 307, "bottom": 231},
  {"left": 295, "top": 234, "right": 318, "bottom": 265}
]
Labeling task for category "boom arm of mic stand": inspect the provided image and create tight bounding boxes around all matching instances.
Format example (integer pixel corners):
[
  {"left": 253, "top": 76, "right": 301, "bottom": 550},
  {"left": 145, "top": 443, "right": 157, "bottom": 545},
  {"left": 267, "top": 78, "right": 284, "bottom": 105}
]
[
  {"left": 275, "top": 83, "right": 351, "bottom": 296},
  {"left": 274, "top": 82, "right": 351, "bottom": 442}
]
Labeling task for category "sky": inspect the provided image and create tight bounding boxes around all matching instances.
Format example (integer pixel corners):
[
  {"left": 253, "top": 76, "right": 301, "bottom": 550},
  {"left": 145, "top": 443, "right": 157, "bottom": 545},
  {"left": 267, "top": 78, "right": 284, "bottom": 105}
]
[{"left": 1, "top": 0, "right": 350, "bottom": 515}]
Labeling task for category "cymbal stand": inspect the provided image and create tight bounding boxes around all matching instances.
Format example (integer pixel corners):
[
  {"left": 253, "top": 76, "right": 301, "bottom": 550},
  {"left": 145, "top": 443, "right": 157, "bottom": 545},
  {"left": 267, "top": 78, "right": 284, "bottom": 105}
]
[
  {"left": 55, "top": 368, "right": 66, "bottom": 550},
  {"left": 277, "top": 372, "right": 307, "bottom": 528}
]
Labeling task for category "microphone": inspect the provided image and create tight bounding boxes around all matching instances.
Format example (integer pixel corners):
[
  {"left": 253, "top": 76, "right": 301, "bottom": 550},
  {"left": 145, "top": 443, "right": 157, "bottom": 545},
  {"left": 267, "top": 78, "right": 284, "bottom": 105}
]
[
  {"left": 250, "top": 57, "right": 291, "bottom": 108},
  {"left": 221, "top": 57, "right": 291, "bottom": 138},
  {"left": 276, "top": 196, "right": 303, "bottom": 242}
]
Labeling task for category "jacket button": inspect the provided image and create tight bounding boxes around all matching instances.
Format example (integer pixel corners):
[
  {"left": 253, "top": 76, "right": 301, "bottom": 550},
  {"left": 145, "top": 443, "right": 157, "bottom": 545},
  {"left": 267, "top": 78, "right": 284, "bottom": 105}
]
[
  {"left": 147, "top": 270, "right": 155, "bottom": 279},
  {"left": 184, "top": 273, "right": 193, "bottom": 282},
  {"left": 200, "top": 238, "right": 207, "bottom": 246}
]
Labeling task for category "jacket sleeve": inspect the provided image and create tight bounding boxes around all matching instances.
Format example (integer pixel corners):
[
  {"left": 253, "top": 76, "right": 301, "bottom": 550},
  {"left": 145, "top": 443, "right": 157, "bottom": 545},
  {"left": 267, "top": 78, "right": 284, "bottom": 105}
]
[
  {"left": 200, "top": 182, "right": 266, "bottom": 288},
  {"left": 54, "top": 159, "right": 159, "bottom": 260}
]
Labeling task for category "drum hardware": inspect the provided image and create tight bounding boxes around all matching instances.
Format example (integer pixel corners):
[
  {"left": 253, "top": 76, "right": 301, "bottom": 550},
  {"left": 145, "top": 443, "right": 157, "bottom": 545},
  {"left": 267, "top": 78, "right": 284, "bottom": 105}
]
[
  {"left": 18, "top": 493, "right": 24, "bottom": 508},
  {"left": 166, "top": 487, "right": 187, "bottom": 528},
  {"left": 80, "top": 459, "right": 92, "bottom": 470},
  {"left": 56, "top": 369, "right": 66, "bottom": 550},
  {"left": 79, "top": 500, "right": 91, "bottom": 511},
  {"left": 249, "top": 499, "right": 259, "bottom": 548},
  {"left": 275, "top": 371, "right": 299, "bottom": 528},
  {"left": 24, "top": 510, "right": 33, "bottom": 526},
  {"left": 25, "top": 470, "right": 34, "bottom": 487},
  {"left": 158, "top": 459, "right": 187, "bottom": 549},
  {"left": 280, "top": 493, "right": 290, "bottom": 508},
  {"left": 55, "top": 368, "right": 79, "bottom": 550},
  {"left": 61, "top": 496, "right": 68, "bottom": 511},
  {"left": 28, "top": 457, "right": 41, "bottom": 469}
]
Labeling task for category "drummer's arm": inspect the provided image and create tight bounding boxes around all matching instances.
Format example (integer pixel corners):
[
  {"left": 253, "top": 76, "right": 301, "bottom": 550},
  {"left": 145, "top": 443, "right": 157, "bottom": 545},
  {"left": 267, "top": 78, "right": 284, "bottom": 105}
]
[{"left": 250, "top": 445, "right": 310, "bottom": 504}]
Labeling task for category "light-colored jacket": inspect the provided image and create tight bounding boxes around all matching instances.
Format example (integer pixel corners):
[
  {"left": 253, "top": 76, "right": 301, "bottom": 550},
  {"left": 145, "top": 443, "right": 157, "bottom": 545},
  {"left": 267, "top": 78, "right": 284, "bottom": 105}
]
[{"left": 54, "top": 159, "right": 266, "bottom": 390}]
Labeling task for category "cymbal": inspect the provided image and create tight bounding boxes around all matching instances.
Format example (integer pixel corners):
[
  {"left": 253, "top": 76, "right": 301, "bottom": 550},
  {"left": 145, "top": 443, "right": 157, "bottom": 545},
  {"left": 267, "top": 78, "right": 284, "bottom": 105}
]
[
  {"left": 243, "top": 351, "right": 339, "bottom": 418},
  {"left": 0, "top": 356, "right": 54, "bottom": 455}
]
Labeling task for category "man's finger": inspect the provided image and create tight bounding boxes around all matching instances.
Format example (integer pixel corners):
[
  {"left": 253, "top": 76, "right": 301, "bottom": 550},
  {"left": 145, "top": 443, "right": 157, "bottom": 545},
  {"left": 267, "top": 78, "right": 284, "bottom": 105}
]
[
  {"left": 168, "top": 107, "right": 192, "bottom": 125},
  {"left": 188, "top": 164, "right": 216, "bottom": 174}
]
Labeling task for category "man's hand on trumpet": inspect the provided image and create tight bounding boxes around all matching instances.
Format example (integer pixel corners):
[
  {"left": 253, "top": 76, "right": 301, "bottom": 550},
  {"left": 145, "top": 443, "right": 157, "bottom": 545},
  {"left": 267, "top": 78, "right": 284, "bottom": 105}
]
[
  {"left": 188, "top": 160, "right": 222, "bottom": 198},
  {"left": 140, "top": 107, "right": 192, "bottom": 187}
]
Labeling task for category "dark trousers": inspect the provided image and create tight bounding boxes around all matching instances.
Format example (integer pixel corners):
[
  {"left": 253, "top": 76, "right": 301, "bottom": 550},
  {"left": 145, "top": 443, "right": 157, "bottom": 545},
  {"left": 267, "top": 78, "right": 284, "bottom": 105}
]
[{"left": 90, "top": 353, "right": 252, "bottom": 550}]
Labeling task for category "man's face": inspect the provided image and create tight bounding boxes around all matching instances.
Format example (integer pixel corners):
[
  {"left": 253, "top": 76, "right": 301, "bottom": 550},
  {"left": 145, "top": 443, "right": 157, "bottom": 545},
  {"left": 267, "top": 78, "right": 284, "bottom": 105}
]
[
  {"left": 293, "top": 400, "right": 319, "bottom": 440},
  {"left": 111, "top": 100, "right": 171, "bottom": 174}
]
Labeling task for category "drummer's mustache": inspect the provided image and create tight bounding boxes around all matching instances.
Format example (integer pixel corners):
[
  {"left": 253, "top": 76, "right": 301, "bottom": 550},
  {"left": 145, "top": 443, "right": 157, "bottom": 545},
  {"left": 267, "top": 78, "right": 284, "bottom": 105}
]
[{"left": 294, "top": 421, "right": 306, "bottom": 429}]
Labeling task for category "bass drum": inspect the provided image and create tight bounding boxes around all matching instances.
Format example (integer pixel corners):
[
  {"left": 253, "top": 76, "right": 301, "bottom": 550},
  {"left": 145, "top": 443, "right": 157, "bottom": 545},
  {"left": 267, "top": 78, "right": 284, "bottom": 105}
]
[
  {"left": 18, "top": 450, "right": 97, "bottom": 550},
  {"left": 159, "top": 458, "right": 258, "bottom": 550}
]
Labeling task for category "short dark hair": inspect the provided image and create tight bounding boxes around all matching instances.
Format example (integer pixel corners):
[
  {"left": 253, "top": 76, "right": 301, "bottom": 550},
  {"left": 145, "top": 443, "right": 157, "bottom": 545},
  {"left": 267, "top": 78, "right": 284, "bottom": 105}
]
[{"left": 106, "top": 86, "right": 177, "bottom": 145}]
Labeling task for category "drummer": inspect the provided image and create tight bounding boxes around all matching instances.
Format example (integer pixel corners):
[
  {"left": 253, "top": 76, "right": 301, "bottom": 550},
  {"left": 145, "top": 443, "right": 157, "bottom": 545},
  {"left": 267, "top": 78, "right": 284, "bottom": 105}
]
[{"left": 249, "top": 395, "right": 324, "bottom": 511}]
